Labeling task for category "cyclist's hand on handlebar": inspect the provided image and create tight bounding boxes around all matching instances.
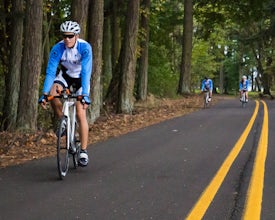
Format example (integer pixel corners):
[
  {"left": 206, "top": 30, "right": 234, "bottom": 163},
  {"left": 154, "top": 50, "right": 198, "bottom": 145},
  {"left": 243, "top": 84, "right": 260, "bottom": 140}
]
[
  {"left": 79, "top": 96, "right": 91, "bottom": 109},
  {"left": 81, "top": 96, "right": 91, "bottom": 105},
  {"left": 38, "top": 94, "right": 48, "bottom": 109}
]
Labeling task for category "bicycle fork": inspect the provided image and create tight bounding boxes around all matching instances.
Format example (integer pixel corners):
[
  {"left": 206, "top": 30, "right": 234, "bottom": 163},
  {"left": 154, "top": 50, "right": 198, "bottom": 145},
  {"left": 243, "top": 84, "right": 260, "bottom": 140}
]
[{"left": 62, "top": 100, "right": 77, "bottom": 152}]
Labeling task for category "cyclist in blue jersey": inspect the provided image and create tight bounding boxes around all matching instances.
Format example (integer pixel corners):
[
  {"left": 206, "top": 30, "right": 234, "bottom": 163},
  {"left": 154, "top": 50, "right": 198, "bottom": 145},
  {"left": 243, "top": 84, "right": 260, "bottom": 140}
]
[
  {"left": 39, "top": 21, "right": 92, "bottom": 167},
  {"left": 201, "top": 76, "right": 213, "bottom": 102},
  {"left": 239, "top": 75, "right": 249, "bottom": 102}
]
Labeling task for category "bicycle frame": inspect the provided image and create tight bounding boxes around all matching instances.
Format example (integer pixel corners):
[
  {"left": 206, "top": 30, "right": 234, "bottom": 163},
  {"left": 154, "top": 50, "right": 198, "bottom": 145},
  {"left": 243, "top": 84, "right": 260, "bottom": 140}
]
[
  {"left": 63, "top": 98, "right": 77, "bottom": 151},
  {"left": 203, "top": 90, "right": 209, "bottom": 108}
]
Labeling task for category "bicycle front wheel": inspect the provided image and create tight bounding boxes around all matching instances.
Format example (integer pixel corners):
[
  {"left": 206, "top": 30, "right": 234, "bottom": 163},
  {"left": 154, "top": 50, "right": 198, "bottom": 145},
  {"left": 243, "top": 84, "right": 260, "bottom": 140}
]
[
  {"left": 241, "top": 93, "right": 246, "bottom": 108},
  {"left": 204, "top": 92, "right": 209, "bottom": 108},
  {"left": 57, "top": 116, "right": 69, "bottom": 180}
]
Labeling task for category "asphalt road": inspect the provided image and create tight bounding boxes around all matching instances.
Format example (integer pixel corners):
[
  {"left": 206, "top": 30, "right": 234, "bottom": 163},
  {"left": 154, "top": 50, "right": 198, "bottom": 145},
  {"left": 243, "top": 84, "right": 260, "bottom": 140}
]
[{"left": 0, "top": 98, "right": 274, "bottom": 220}]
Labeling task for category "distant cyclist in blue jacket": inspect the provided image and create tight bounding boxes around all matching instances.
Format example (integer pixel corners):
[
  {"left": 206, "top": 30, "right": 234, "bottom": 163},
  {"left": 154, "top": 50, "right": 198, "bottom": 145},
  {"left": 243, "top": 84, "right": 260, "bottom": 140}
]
[
  {"left": 201, "top": 76, "right": 213, "bottom": 102},
  {"left": 239, "top": 75, "right": 249, "bottom": 102},
  {"left": 39, "top": 21, "right": 92, "bottom": 167}
]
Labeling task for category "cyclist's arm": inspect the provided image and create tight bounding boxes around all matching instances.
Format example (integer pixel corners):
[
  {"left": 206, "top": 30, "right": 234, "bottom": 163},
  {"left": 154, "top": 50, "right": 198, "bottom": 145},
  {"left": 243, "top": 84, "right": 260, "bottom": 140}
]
[
  {"left": 42, "top": 43, "right": 64, "bottom": 94},
  {"left": 239, "top": 82, "right": 243, "bottom": 91},
  {"left": 79, "top": 42, "right": 93, "bottom": 97},
  {"left": 201, "top": 80, "right": 205, "bottom": 91},
  {"left": 210, "top": 80, "right": 213, "bottom": 91}
]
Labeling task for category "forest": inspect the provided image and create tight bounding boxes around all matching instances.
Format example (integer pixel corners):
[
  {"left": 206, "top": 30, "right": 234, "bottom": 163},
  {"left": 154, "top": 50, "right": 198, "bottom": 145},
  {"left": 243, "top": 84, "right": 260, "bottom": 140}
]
[{"left": 0, "top": 0, "right": 274, "bottom": 132}]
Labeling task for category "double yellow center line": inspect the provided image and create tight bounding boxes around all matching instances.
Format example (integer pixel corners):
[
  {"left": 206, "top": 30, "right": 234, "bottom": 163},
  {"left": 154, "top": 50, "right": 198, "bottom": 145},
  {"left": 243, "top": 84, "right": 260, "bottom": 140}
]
[
  {"left": 242, "top": 101, "right": 268, "bottom": 220},
  {"left": 186, "top": 100, "right": 269, "bottom": 220}
]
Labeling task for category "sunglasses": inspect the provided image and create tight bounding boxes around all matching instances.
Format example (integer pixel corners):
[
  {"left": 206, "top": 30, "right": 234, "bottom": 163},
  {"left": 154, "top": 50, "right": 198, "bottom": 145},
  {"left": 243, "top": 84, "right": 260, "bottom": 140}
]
[{"left": 63, "top": 34, "right": 75, "bottom": 39}]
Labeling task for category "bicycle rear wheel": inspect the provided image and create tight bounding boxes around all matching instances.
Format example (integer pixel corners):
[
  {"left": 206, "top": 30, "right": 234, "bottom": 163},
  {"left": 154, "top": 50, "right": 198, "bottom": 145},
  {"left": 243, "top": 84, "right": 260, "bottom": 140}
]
[{"left": 57, "top": 116, "right": 69, "bottom": 180}]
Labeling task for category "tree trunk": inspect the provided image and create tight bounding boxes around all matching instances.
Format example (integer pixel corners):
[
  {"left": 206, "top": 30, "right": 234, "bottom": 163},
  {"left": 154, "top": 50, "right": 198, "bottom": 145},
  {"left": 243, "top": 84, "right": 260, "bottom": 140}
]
[
  {"left": 87, "top": 0, "right": 104, "bottom": 123},
  {"left": 117, "top": 0, "right": 140, "bottom": 114},
  {"left": 2, "top": 0, "right": 24, "bottom": 131},
  {"left": 17, "top": 0, "right": 43, "bottom": 131},
  {"left": 42, "top": 14, "right": 51, "bottom": 72},
  {"left": 71, "top": 0, "right": 89, "bottom": 39},
  {"left": 219, "top": 62, "right": 224, "bottom": 94},
  {"left": 111, "top": 1, "right": 121, "bottom": 73},
  {"left": 178, "top": 0, "right": 193, "bottom": 94},
  {"left": 104, "top": 0, "right": 122, "bottom": 105},
  {"left": 136, "top": 0, "right": 150, "bottom": 101},
  {"left": 255, "top": 76, "right": 261, "bottom": 92},
  {"left": 102, "top": 15, "right": 112, "bottom": 98}
]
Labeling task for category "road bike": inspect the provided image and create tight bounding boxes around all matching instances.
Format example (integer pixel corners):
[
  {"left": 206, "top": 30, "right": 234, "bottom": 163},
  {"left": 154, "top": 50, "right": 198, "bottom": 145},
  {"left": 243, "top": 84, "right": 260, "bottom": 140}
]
[
  {"left": 48, "top": 87, "right": 81, "bottom": 180},
  {"left": 240, "top": 90, "right": 247, "bottom": 108},
  {"left": 203, "top": 90, "right": 210, "bottom": 108}
]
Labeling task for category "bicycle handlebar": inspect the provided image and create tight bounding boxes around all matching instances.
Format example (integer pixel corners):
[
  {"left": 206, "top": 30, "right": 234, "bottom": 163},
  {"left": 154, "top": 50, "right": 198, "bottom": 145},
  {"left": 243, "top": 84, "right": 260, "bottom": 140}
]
[{"left": 46, "top": 88, "right": 82, "bottom": 102}]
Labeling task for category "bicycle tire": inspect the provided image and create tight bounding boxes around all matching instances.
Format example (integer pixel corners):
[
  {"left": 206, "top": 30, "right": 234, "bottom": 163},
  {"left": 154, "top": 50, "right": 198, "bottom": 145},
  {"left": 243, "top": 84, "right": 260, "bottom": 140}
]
[
  {"left": 241, "top": 93, "right": 246, "bottom": 108},
  {"left": 57, "top": 116, "right": 69, "bottom": 180},
  {"left": 204, "top": 92, "right": 209, "bottom": 108},
  {"left": 72, "top": 121, "right": 80, "bottom": 169}
]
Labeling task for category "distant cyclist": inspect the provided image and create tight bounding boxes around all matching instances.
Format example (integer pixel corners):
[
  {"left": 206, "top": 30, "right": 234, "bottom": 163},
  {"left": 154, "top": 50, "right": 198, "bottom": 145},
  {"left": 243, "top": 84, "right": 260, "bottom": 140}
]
[
  {"left": 38, "top": 21, "right": 93, "bottom": 167},
  {"left": 201, "top": 76, "right": 213, "bottom": 102},
  {"left": 239, "top": 75, "right": 249, "bottom": 102}
]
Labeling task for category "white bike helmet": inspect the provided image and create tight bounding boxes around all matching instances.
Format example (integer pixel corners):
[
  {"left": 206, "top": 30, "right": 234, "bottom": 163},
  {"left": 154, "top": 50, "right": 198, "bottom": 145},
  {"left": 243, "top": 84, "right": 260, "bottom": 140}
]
[
  {"left": 60, "top": 21, "right": 80, "bottom": 34},
  {"left": 242, "top": 75, "right": 247, "bottom": 80}
]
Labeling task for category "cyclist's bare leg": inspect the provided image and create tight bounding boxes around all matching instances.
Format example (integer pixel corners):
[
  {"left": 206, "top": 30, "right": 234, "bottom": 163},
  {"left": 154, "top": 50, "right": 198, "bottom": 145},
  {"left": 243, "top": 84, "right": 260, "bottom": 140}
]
[
  {"left": 240, "top": 90, "right": 243, "bottom": 99},
  {"left": 208, "top": 90, "right": 212, "bottom": 101},
  {"left": 49, "top": 83, "right": 63, "bottom": 118},
  {"left": 76, "top": 101, "right": 89, "bottom": 150}
]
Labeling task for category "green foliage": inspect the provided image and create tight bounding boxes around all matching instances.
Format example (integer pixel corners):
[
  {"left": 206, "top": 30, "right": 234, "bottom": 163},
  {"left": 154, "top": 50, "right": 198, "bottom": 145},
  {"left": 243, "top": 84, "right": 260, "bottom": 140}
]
[
  {"left": 223, "top": 57, "right": 240, "bottom": 92},
  {"left": 148, "top": 0, "right": 184, "bottom": 97},
  {"left": 148, "top": 43, "right": 179, "bottom": 97},
  {"left": 191, "top": 40, "right": 219, "bottom": 89},
  {"left": 150, "top": 0, "right": 184, "bottom": 47}
]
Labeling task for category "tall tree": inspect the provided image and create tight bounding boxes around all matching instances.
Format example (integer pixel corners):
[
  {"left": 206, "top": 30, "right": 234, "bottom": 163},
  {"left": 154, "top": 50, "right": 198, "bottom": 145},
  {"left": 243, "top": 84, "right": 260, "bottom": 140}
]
[
  {"left": 136, "top": 0, "right": 151, "bottom": 101},
  {"left": 2, "top": 0, "right": 24, "bottom": 131},
  {"left": 17, "top": 0, "right": 43, "bottom": 130},
  {"left": 111, "top": 1, "right": 121, "bottom": 74},
  {"left": 104, "top": 0, "right": 123, "bottom": 105},
  {"left": 87, "top": 0, "right": 104, "bottom": 123},
  {"left": 178, "top": 0, "right": 193, "bottom": 94},
  {"left": 71, "top": 0, "right": 89, "bottom": 39},
  {"left": 102, "top": 13, "right": 112, "bottom": 97},
  {"left": 117, "top": 0, "right": 140, "bottom": 113}
]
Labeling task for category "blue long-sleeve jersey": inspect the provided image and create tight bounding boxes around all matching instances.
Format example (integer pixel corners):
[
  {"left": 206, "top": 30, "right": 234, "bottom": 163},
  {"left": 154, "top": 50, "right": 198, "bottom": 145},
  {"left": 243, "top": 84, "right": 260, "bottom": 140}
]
[
  {"left": 239, "top": 80, "right": 249, "bottom": 91},
  {"left": 42, "top": 39, "right": 93, "bottom": 96},
  {"left": 201, "top": 79, "right": 213, "bottom": 91}
]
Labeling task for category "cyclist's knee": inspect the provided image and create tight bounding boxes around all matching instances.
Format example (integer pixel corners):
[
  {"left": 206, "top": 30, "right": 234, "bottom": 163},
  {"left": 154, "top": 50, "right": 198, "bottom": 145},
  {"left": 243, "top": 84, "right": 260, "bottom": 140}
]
[{"left": 50, "top": 83, "right": 63, "bottom": 95}]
